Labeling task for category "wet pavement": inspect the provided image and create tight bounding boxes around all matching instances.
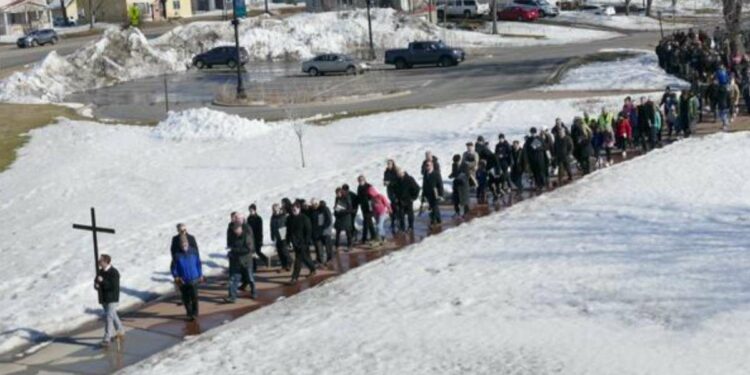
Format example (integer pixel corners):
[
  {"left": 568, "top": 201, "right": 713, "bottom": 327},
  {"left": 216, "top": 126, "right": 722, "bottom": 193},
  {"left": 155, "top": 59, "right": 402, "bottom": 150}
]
[{"left": 0, "top": 117, "right": 744, "bottom": 375}]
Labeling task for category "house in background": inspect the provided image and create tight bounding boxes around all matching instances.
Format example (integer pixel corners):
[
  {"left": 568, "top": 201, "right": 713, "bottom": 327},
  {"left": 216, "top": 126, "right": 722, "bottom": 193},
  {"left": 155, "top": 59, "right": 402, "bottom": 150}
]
[
  {"left": 190, "top": 0, "right": 228, "bottom": 13},
  {"left": 76, "top": 0, "right": 191, "bottom": 24},
  {"left": 0, "top": 0, "right": 52, "bottom": 36},
  {"left": 48, "top": 0, "right": 78, "bottom": 25}
]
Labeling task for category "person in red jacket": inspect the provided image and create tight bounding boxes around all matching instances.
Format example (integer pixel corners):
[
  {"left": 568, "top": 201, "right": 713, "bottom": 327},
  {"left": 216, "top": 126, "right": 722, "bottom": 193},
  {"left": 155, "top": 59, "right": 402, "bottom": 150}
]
[{"left": 615, "top": 113, "right": 633, "bottom": 158}]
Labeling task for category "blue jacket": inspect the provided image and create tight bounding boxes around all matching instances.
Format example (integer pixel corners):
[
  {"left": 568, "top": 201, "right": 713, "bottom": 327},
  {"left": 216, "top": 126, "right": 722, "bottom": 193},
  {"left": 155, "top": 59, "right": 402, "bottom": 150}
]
[{"left": 171, "top": 248, "right": 203, "bottom": 283}]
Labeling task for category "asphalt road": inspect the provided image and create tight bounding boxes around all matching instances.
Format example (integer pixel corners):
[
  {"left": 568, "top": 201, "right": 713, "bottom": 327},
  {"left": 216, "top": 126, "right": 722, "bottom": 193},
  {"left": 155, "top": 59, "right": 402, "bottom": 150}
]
[{"left": 66, "top": 29, "right": 662, "bottom": 123}]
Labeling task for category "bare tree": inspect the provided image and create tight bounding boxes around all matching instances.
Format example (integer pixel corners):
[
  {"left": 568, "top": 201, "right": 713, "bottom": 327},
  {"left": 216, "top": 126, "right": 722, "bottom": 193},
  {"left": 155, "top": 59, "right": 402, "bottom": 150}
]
[
  {"left": 286, "top": 108, "right": 306, "bottom": 168},
  {"left": 625, "top": 0, "right": 631, "bottom": 15},
  {"left": 645, "top": 0, "right": 653, "bottom": 16},
  {"left": 723, "top": 0, "right": 744, "bottom": 55}
]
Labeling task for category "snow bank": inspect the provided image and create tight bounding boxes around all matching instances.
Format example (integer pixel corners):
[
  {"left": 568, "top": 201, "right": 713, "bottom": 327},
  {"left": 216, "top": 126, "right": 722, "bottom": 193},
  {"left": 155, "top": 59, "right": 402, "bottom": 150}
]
[
  {"left": 155, "top": 9, "right": 619, "bottom": 63},
  {"left": 123, "top": 130, "right": 750, "bottom": 375},
  {"left": 556, "top": 11, "right": 690, "bottom": 31},
  {"left": 0, "top": 95, "right": 632, "bottom": 354},
  {"left": 152, "top": 108, "right": 272, "bottom": 141},
  {"left": 543, "top": 50, "right": 689, "bottom": 91},
  {"left": 0, "top": 28, "right": 184, "bottom": 103}
]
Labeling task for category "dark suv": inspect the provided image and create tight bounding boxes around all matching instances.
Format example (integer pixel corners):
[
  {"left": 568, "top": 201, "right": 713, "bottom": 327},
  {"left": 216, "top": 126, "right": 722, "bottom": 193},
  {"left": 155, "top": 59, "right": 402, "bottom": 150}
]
[
  {"left": 16, "top": 29, "right": 59, "bottom": 48},
  {"left": 192, "top": 46, "right": 250, "bottom": 69}
]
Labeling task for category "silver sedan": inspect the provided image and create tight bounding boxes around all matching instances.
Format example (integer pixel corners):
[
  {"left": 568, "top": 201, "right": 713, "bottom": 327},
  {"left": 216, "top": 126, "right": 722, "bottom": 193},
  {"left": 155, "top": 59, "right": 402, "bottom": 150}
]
[{"left": 301, "top": 54, "right": 369, "bottom": 77}]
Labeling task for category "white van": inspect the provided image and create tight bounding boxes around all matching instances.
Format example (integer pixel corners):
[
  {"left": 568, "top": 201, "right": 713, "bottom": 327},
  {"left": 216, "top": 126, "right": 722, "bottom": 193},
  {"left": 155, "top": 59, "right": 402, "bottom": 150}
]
[{"left": 436, "top": 0, "right": 490, "bottom": 18}]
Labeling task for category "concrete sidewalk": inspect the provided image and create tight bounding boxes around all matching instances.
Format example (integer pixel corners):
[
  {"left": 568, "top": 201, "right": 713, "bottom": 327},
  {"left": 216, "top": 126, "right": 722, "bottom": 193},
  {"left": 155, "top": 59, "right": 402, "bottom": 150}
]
[{"left": 0, "top": 115, "right": 746, "bottom": 375}]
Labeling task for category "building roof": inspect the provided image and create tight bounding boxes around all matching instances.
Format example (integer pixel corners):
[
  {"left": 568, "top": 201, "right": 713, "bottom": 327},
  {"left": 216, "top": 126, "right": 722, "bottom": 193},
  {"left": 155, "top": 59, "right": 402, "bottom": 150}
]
[{"left": 0, "top": 0, "right": 49, "bottom": 12}]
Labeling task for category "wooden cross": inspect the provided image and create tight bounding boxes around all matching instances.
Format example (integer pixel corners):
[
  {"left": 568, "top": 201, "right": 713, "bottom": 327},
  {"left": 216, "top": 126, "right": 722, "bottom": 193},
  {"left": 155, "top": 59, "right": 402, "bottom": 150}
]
[{"left": 73, "top": 207, "right": 116, "bottom": 274}]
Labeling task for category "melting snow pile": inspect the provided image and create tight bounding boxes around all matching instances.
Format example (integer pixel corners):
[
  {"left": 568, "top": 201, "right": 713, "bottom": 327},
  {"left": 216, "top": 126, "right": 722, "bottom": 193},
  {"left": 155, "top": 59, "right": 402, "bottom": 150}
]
[
  {"left": 543, "top": 50, "right": 689, "bottom": 91},
  {"left": 0, "top": 28, "right": 184, "bottom": 103},
  {"left": 152, "top": 108, "right": 272, "bottom": 141},
  {"left": 153, "top": 9, "right": 500, "bottom": 63}
]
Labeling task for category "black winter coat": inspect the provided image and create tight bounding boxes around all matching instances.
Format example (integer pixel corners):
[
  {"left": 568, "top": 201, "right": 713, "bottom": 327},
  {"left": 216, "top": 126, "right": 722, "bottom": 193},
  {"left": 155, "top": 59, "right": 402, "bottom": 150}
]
[
  {"left": 553, "top": 135, "right": 573, "bottom": 160},
  {"left": 312, "top": 206, "right": 333, "bottom": 238},
  {"left": 393, "top": 173, "right": 420, "bottom": 205},
  {"left": 246, "top": 214, "right": 263, "bottom": 248},
  {"left": 96, "top": 266, "right": 120, "bottom": 304},
  {"left": 357, "top": 183, "right": 373, "bottom": 214},
  {"left": 286, "top": 213, "right": 312, "bottom": 249},
  {"left": 333, "top": 196, "right": 353, "bottom": 231},
  {"left": 228, "top": 230, "right": 254, "bottom": 273},
  {"left": 422, "top": 171, "right": 444, "bottom": 202},
  {"left": 270, "top": 213, "right": 287, "bottom": 243}
]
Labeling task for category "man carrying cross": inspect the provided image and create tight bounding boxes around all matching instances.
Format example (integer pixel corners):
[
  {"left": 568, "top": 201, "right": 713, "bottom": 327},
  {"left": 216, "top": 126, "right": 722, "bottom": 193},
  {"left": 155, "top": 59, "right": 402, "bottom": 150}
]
[
  {"left": 94, "top": 254, "right": 124, "bottom": 346},
  {"left": 73, "top": 207, "right": 121, "bottom": 347}
]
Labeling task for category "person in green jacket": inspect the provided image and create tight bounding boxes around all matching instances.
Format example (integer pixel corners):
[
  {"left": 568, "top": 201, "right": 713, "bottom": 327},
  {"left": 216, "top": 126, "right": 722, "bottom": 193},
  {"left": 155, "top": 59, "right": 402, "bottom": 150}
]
[{"left": 596, "top": 107, "right": 615, "bottom": 167}]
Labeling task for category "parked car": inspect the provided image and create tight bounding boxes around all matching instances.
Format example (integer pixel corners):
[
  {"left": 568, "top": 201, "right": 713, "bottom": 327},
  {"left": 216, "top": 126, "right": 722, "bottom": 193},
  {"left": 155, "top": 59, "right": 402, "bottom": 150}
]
[
  {"left": 16, "top": 29, "right": 58, "bottom": 48},
  {"left": 497, "top": 6, "right": 540, "bottom": 21},
  {"left": 384, "top": 41, "right": 465, "bottom": 69},
  {"left": 436, "top": 0, "right": 489, "bottom": 18},
  {"left": 579, "top": 4, "right": 616, "bottom": 15},
  {"left": 301, "top": 54, "right": 368, "bottom": 76},
  {"left": 192, "top": 46, "right": 249, "bottom": 69},
  {"left": 511, "top": 0, "right": 560, "bottom": 17},
  {"left": 53, "top": 16, "right": 77, "bottom": 27}
]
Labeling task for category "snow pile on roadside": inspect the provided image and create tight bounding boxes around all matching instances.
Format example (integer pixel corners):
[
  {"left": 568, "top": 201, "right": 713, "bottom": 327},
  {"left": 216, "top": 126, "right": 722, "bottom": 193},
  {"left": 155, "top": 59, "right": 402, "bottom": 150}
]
[
  {"left": 543, "top": 50, "right": 689, "bottom": 91},
  {"left": 479, "top": 20, "right": 621, "bottom": 42},
  {"left": 152, "top": 108, "right": 272, "bottom": 141},
  {"left": 556, "top": 11, "right": 690, "bottom": 31},
  {"left": 123, "top": 131, "right": 750, "bottom": 375},
  {"left": 596, "top": 0, "right": 719, "bottom": 15},
  {"left": 156, "top": 8, "right": 619, "bottom": 63},
  {"left": 0, "top": 28, "right": 184, "bottom": 103},
  {"left": 0, "top": 95, "right": 631, "bottom": 354}
]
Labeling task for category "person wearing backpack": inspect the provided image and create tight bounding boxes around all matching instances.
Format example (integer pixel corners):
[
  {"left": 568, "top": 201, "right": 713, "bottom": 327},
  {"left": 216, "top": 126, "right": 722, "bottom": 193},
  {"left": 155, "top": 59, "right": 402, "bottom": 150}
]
[
  {"left": 392, "top": 168, "right": 420, "bottom": 233},
  {"left": 523, "top": 127, "right": 548, "bottom": 191}
]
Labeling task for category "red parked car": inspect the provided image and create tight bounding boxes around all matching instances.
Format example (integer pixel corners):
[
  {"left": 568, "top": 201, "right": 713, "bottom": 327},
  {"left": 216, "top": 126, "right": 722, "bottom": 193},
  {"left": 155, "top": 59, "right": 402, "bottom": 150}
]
[{"left": 497, "top": 6, "right": 539, "bottom": 21}]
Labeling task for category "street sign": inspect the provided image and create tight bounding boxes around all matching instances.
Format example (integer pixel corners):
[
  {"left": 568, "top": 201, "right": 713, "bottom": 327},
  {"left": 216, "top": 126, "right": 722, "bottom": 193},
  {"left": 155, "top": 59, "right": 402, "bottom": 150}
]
[{"left": 233, "top": 0, "right": 247, "bottom": 18}]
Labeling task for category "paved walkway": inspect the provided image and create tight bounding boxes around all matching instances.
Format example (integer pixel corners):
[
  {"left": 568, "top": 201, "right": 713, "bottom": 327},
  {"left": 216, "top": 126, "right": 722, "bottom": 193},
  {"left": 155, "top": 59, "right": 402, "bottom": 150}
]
[{"left": 0, "top": 115, "right": 746, "bottom": 375}]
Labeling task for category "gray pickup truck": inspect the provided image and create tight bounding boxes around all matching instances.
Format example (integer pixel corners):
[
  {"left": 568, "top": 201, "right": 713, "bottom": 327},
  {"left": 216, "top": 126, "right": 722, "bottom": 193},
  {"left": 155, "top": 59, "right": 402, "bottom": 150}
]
[{"left": 384, "top": 41, "right": 466, "bottom": 69}]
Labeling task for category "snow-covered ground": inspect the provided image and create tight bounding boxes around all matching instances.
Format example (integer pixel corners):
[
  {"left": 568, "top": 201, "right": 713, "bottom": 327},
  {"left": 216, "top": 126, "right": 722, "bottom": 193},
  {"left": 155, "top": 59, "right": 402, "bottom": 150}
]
[
  {"left": 0, "top": 8, "right": 619, "bottom": 103},
  {"left": 556, "top": 11, "right": 690, "bottom": 31},
  {"left": 595, "top": 0, "right": 720, "bottom": 15},
  {"left": 122, "top": 130, "right": 750, "bottom": 375},
  {"left": 0, "top": 94, "right": 636, "bottom": 355},
  {"left": 542, "top": 49, "right": 689, "bottom": 91}
]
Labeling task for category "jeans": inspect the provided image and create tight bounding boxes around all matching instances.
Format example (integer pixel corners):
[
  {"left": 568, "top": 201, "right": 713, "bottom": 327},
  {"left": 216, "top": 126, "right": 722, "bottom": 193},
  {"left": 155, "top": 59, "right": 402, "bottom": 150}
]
[
  {"left": 314, "top": 235, "right": 333, "bottom": 263},
  {"left": 228, "top": 261, "right": 255, "bottom": 301},
  {"left": 720, "top": 108, "right": 730, "bottom": 128},
  {"left": 102, "top": 303, "right": 123, "bottom": 341},
  {"left": 375, "top": 214, "right": 386, "bottom": 240}
]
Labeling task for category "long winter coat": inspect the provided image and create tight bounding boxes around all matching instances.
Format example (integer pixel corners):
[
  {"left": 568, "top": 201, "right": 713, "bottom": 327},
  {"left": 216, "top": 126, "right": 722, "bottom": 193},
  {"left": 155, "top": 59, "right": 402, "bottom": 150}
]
[
  {"left": 286, "top": 213, "right": 312, "bottom": 249},
  {"left": 333, "top": 196, "right": 353, "bottom": 231}
]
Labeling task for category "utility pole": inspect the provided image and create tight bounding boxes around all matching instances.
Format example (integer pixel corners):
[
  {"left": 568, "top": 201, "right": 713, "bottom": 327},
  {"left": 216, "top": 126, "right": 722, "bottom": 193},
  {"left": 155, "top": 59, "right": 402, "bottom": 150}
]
[
  {"left": 163, "top": 74, "right": 169, "bottom": 113},
  {"left": 657, "top": 10, "right": 663, "bottom": 39},
  {"left": 366, "top": 0, "right": 374, "bottom": 60},
  {"left": 264, "top": 0, "right": 269, "bottom": 14},
  {"left": 232, "top": 0, "right": 247, "bottom": 99},
  {"left": 492, "top": 0, "right": 498, "bottom": 35},
  {"left": 88, "top": 0, "right": 93, "bottom": 29}
]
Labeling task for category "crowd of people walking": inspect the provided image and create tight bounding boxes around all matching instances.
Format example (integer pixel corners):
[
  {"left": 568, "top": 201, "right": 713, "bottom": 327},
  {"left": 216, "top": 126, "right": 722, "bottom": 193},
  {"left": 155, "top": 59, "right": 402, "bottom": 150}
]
[
  {"left": 147, "top": 88, "right": 720, "bottom": 326},
  {"left": 656, "top": 26, "right": 750, "bottom": 130}
]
